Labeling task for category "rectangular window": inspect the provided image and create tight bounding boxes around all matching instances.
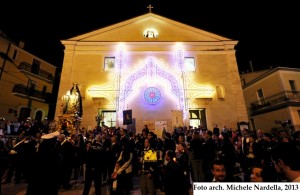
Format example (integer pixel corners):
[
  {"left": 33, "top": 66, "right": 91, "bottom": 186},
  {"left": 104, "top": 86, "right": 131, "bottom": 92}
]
[
  {"left": 184, "top": 57, "right": 196, "bottom": 72},
  {"left": 104, "top": 57, "right": 115, "bottom": 71},
  {"left": 42, "top": 85, "right": 47, "bottom": 93},
  {"left": 12, "top": 50, "right": 18, "bottom": 60},
  {"left": 289, "top": 80, "right": 297, "bottom": 94},
  {"left": 257, "top": 89, "right": 265, "bottom": 104},
  {"left": 31, "top": 59, "right": 41, "bottom": 74}
]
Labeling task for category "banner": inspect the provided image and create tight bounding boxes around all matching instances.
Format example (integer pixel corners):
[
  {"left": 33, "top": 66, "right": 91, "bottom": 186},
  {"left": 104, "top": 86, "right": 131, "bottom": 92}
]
[
  {"left": 171, "top": 110, "right": 183, "bottom": 127},
  {"left": 123, "top": 110, "right": 132, "bottom": 125}
]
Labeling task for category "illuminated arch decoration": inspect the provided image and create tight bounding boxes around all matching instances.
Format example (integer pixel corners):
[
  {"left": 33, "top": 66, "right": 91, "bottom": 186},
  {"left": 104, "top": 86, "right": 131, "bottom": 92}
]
[
  {"left": 183, "top": 76, "right": 215, "bottom": 108},
  {"left": 115, "top": 44, "right": 126, "bottom": 72},
  {"left": 175, "top": 43, "right": 184, "bottom": 70},
  {"left": 88, "top": 79, "right": 119, "bottom": 109},
  {"left": 118, "top": 56, "right": 185, "bottom": 118},
  {"left": 144, "top": 87, "right": 161, "bottom": 104}
]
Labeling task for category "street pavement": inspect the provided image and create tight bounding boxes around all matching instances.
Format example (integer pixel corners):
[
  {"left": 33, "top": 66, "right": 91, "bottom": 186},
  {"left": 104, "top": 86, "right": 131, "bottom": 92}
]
[{"left": 1, "top": 176, "right": 193, "bottom": 195}]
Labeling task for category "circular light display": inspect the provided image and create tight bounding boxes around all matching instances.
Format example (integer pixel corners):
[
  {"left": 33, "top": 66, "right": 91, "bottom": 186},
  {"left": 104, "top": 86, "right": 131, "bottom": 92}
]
[{"left": 144, "top": 87, "right": 161, "bottom": 104}]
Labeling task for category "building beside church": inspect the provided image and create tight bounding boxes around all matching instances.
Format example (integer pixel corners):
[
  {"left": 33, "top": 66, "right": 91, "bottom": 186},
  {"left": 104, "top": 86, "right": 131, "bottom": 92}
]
[
  {"left": 55, "top": 12, "right": 248, "bottom": 133},
  {"left": 0, "top": 32, "right": 56, "bottom": 123},
  {"left": 241, "top": 67, "right": 300, "bottom": 133}
]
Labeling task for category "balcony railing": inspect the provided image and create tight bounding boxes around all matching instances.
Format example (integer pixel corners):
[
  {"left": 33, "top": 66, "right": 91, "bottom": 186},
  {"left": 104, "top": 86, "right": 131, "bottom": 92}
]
[
  {"left": 12, "top": 84, "right": 50, "bottom": 102},
  {"left": 249, "top": 90, "right": 300, "bottom": 115},
  {"left": 18, "top": 62, "right": 54, "bottom": 82}
]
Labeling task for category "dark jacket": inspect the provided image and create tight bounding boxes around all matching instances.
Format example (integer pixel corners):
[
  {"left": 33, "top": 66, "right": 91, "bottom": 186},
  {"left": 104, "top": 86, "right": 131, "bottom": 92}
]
[{"left": 164, "top": 160, "right": 185, "bottom": 195}]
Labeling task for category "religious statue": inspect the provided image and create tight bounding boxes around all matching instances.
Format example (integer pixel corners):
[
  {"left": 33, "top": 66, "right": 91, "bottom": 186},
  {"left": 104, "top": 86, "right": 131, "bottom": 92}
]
[{"left": 63, "top": 82, "right": 83, "bottom": 117}]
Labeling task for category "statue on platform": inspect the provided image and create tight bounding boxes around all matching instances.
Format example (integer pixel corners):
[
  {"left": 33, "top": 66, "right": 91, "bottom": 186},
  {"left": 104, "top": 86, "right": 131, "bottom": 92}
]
[{"left": 63, "top": 82, "right": 83, "bottom": 117}]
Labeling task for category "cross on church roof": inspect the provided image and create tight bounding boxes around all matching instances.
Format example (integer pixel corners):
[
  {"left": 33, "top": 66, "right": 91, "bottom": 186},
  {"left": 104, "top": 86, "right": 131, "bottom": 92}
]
[{"left": 147, "top": 4, "right": 154, "bottom": 13}]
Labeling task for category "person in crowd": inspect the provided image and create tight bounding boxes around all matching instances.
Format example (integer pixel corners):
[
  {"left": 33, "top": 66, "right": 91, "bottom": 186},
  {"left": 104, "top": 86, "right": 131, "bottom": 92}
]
[
  {"left": 71, "top": 134, "right": 84, "bottom": 181},
  {"left": 128, "top": 132, "right": 139, "bottom": 176},
  {"left": 48, "top": 120, "right": 57, "bottom": 132},
  {"left": 243, "top": 133, "right": 259, "bottom": 181},
  {"left": 292, "top": 131, "right": 300, "bottom": 147},
  {"left": 162, "top": 132, "right": 175, "bottom": 152},
  {"left": 142, "top": 125, "right": 149, "bottom": 136},
  {"left": 271, "top": 142, "right": 300, "bottom": 182},
  {"left": 211, "top": 160, "right": 237, "bottom": 182},
  {"left": 26, "top": 131, "right": 60, "bottom": 195},
  {"left": 56, "top": 134, "right": 75, "bottom": 189},
  {"left": 259, "top": 132, "right": 276, "bottom": 165},
  {"left": 110, "top": 160, "right": 126, "bottom": 195},
  {"left": 111, "top": 140, "right": 133, "bottom": 195},
  {"left": 147, "top": 132, "right": 156, "bottom": 150},
  {"left": 22, "top": 133, "right": 37, "bottom": 183},
  {"left": 164, "top": 150, "right": 185, "bottom": 195},
  {"left": 189, "top": 131, "right": 205, "bottom": 182},
  {"left": 215, "top": 132, "right": 236, "bottom": 179},
  {"left": 9, "top": 133, "right": 26, "bottom": 184},
  {"left": 202, "top": 130, "right": 216, "bottom": 181},
  {"left": 213, "top": 124, "right": 220, "bottom": 136},
  {"left": 139, "top": 138, "right": 157, "bottom": 195},
  {"left": 250, "top": 163, "right": 278, "bottom": 182},
  {"left": 0, "top": 139, "right": 9, "bottom": 194},
  {"left": 175, "top": 143, "right": 190, "bottom": 195},
  {"left": 82, "top": 137, "right": 104, "bottom": 195},
  {"left": 2, "top": 137, "right": 15, "bottom": 184},
  {"left": 108, "top": 134, "right": 122, "bottom": 181},
  {"left": 100, "top": 132, "right": 111, "bottom": 185},
  {"left": 154, "top": 137, "right": 164, "bottom": 191}
]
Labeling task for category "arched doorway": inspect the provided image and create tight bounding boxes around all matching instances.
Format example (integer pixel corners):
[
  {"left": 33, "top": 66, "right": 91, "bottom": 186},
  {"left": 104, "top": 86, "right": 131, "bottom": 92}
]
[{"left": 35, "top": 110, "right": 43, "bottom": 122}]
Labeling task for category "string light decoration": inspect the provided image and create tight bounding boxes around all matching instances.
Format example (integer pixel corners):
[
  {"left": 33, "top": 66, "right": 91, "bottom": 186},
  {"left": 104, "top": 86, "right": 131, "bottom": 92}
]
[{"left": 144, "top": 87, "right": 161, "bottom": 104}]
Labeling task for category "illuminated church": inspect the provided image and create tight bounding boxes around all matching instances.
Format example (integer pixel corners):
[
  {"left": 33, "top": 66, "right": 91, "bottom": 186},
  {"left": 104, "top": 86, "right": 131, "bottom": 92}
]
[{"left": 55, "top": 11, "right": 248, "bottom": 133}]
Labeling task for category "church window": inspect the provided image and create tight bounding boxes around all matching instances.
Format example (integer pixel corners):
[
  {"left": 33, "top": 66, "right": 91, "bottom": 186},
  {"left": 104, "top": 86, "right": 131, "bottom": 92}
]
[
  {"left": 104, "top": 57, "right": 115, "bottom": 71},
  {"left": 216, "top": 85, "right": 225, "bottom": 100},
  {"left": 143, "top": 29, "right": 158, "bottom": 38},
  {"left": 184, "top": 57, "right": 195, "bottom": 72}
]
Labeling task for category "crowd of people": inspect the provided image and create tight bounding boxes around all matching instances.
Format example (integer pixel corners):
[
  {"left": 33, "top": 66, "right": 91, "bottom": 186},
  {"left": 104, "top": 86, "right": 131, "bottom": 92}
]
[{"left": 1, "top": 119, "right": 300, "bottom": 195}]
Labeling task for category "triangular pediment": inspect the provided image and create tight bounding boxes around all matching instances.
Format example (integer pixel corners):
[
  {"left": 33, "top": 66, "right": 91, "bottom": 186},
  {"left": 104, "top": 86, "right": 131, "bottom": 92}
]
[{"left": 67, "top": 13, "right": 232, "bottom": 42}]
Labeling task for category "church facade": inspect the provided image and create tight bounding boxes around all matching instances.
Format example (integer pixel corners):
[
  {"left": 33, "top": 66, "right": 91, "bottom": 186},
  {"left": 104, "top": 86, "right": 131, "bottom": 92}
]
[{"left": 55, "top": 13, "right": 248, "bottom": 133}]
